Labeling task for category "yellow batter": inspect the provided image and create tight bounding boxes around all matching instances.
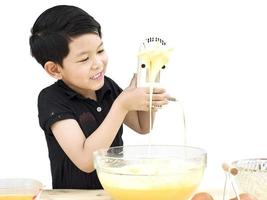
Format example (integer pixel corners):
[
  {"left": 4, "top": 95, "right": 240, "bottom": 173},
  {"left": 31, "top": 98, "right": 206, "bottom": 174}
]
[
  {"left": 0, "top": 195, "right": 34, "bottom": 200},
  {"left": 98, "top": 161, "right": 204, "bottom": 200}
]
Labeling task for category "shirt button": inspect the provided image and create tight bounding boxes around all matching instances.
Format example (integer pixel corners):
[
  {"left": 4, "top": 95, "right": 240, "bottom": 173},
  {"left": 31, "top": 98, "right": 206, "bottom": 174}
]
[{"left": 96, "top": 107, "right": 102, "bottom": 112}]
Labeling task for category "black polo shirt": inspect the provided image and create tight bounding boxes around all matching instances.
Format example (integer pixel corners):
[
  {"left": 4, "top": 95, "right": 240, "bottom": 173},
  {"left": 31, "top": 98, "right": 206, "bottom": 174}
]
[{"left": 38, "top": 76, "right": 123, "bottom": 189}]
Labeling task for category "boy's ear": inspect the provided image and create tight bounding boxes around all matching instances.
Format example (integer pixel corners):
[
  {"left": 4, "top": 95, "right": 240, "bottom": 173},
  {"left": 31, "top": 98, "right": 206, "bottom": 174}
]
[{"left": 44, "top": 61, "right": 63, "bottom": 80}]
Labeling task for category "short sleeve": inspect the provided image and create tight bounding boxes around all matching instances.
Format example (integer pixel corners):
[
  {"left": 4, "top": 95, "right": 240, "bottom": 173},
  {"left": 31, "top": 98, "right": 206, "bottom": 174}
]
[
  {"left": 105, "top": 76, "right": 123, "bottom": 98},
  {"left": 38, "top": 89, "right": 75, "bottom": 134}
]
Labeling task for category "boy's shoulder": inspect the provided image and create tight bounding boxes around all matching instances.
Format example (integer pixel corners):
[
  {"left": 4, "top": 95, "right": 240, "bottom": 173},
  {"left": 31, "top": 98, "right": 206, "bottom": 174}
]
[
  {"left": 38, "top": 81, "right": 67, "bottom": 103},
  {"left": 39, "top": 81, "right": 61, "bottom": 95}
]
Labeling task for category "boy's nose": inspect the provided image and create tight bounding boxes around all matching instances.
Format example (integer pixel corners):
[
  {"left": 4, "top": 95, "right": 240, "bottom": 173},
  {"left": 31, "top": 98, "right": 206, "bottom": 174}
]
[
  {"left": 91, "top": 63, "right": 100, "bottom": 70},
  {"left": 91, "top": 57, "right": 102, "bottom": 70}
]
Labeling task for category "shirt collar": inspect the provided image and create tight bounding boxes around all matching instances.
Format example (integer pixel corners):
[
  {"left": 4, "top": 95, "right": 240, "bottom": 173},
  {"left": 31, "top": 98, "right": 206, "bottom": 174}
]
[{"left": 57, "top": 78, "right": 111, "bottom": 102}]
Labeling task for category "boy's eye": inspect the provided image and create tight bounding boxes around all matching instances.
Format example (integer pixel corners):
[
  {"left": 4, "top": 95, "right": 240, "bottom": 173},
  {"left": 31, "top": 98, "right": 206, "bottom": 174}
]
[
  {"left": 79, "top": 57, "right": 89, "bottom": 62},
  {"left": 98, "top": 49, "right": 105, "bottom": 54}
]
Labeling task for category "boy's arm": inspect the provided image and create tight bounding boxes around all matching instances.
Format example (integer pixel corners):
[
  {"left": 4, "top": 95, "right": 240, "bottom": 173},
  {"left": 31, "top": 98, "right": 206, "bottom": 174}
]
[
  {"left": 123, "top": 109, "right": 156, "bottom": 134},
  {"left": 51, "top": 100, "right": 127, "bottom": 173},
  {"left": 123, "top": 74, "right": 168, "bottom": 134}
]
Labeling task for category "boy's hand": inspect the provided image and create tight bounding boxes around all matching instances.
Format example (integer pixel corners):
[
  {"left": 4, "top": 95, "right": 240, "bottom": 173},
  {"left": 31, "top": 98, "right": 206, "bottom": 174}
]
[{"left": 116, "top": 73, "right": 169, "bottom": 112}]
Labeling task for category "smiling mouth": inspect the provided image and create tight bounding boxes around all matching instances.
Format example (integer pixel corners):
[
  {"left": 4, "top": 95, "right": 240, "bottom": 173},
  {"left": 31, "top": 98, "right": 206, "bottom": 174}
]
[{"left": 90, "top": 72, "right": 103, "bottom": 80}]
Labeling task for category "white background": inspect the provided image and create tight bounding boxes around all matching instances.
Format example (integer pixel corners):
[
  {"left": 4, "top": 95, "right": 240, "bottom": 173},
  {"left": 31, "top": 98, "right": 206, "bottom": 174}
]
[{"left": 0, "top": 0, "right": 267, "bottom": 191}]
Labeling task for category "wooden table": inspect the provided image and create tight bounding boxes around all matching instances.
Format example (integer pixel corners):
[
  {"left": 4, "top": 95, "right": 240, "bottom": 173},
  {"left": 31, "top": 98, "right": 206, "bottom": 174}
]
[
  {"left": 40, "top": 189, "right": 223, "bottom": 200},
  {"left": 40, "top": 189, "right": 111, "bottom": 200}
]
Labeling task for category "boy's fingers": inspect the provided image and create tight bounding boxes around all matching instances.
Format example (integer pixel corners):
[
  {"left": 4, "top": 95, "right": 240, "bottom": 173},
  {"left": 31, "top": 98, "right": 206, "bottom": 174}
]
[
  {"left": 150, "top": 87, "right": 166, "bottom": 94},
  {"left": 152, "top": 100, "right": 169, "bottom": 106},
  {"left": 144, "top": 87, "right": 166, "bottom": 94},
  {"left": 129, "top": 73, "right": 137, "bottom": 88},
  {"left": 145, "top": 92, "right": 169, "bottom": 101},
  {"left": 151, "top": 94, "right": 169, "bottom": 101}
]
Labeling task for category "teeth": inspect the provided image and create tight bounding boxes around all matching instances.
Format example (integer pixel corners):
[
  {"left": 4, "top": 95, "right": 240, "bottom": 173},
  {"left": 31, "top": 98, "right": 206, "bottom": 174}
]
[{"left": 91, "top": 72, "right": 101, "bottom": 80}]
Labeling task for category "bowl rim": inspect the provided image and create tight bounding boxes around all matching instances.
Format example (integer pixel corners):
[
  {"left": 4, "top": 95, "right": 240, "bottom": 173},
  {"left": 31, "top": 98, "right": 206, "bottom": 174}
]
[
  {"left": 232, "top": 158, "right": 267, "bottom": 164},
  {"left": 232, "top": 158, "right": 267, "bottom": 172},
  {"left": 0, "top": 178, "right": 44, "bottom": 189},
  {"left": 93, "top": 145, "right": 207, "bottom": 176},
  {"left": 93, "top": 144, "right": 207, "bottom": 159}
]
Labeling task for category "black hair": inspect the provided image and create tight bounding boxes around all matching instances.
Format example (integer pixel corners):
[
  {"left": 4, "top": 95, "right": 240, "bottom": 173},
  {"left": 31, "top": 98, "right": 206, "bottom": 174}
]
[{"left": 29, "top": 5, "right": 102, "bottom": 67}]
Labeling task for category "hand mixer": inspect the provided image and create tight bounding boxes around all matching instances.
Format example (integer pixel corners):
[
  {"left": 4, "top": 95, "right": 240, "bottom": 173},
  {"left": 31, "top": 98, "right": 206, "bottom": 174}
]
[
  {"left": 137, "top": 36, "right": 172, "bottom": 88},
  {"left": 137, "top": 36, "right": 176, "bottom": 105},
  {"left": 136, "top": 37, "right": 186, "bottom": 143}
]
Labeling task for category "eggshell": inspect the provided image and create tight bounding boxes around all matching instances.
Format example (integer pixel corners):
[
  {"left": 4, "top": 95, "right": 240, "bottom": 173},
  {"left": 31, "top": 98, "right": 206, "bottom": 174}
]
[
  {"left": 230, "top": 193, "right": 257, "bottom": 200},
  {"left": 191, "top": 192, "right": 214, "bottom": 200}
]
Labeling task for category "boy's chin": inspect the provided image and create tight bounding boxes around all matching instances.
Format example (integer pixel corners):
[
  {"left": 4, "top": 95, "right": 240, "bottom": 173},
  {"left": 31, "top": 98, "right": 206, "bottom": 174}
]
[{"left": 91, "top": 80, "right": 105, "bottom": 90}]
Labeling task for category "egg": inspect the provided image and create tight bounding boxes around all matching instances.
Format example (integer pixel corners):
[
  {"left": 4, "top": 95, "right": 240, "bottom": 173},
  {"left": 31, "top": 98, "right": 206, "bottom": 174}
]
[
  {"left": 230, "top": 193, "right": 257, "bottom": 200},
  {"left": 191, "top": 192, "right": 214, "bottom": 200}
]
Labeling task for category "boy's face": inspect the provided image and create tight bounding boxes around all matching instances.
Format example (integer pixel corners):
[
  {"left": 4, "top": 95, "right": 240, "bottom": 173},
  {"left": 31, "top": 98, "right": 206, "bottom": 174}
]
[{"left": 60, "top": 33, "right": 108, "bottom": 98}]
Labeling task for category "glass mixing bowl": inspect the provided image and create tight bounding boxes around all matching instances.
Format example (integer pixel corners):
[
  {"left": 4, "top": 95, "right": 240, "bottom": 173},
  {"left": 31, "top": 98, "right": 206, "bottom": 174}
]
[
  {"left": 232, "top": 158, "right": 267, "bottom": 200},
  {"left": 93, "top": 145, "right": 207, "bottom": 200}
]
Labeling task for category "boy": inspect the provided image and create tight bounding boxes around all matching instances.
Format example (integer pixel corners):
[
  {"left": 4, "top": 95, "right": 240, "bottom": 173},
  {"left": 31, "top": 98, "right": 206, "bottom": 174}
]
[{"left": 29, "top": 5, "right": 169, "bottom": 189}]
